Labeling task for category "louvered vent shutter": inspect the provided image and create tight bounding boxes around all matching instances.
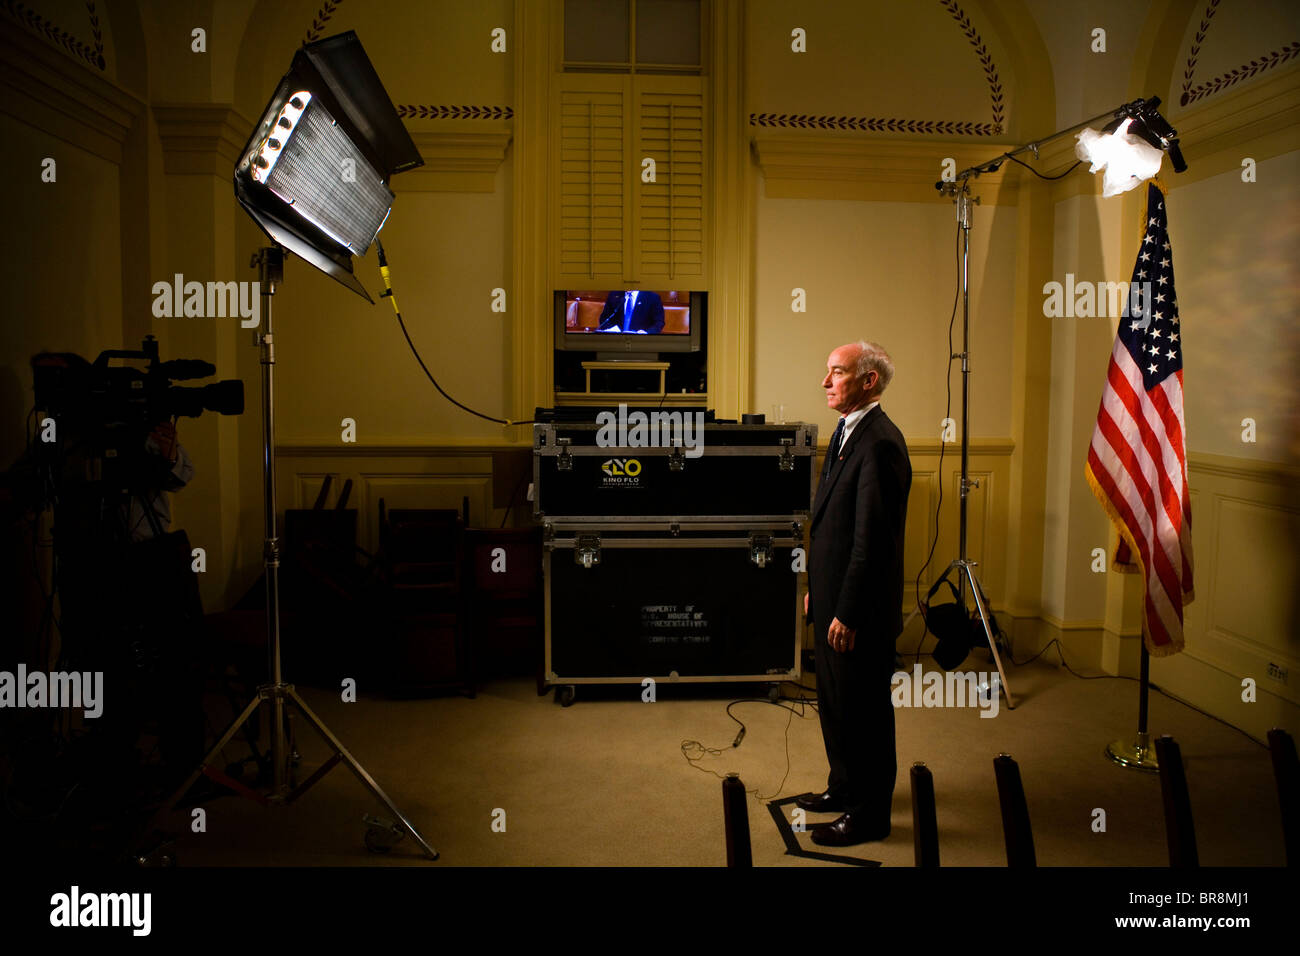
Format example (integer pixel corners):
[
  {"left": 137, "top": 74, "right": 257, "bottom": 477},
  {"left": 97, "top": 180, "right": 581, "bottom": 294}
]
[
  {"left": 636, "top": 87, "right": 705, "bottom": 282},
  {"left": 558, "top": 85, "right": 628, "bottom": 280}
]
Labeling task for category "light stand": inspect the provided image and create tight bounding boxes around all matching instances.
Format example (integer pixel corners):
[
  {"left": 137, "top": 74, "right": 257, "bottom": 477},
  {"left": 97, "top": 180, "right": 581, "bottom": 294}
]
[
  {"left": 908, "top": 96, "right": 1185, "bottom": 725},
  {"left": 917, "top": 177, "right": 1017, "bottom": 710},
  {"left": 133, "top": 245, "right": 438, "bottom": 860}
]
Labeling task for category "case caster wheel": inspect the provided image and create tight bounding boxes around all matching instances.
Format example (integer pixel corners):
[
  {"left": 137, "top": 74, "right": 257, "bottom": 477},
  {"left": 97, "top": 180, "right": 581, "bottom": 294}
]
[
  {"left": 363, "top": 814, "right": 405, "bottom": 853},
  {"left": 768, "top": 683, "right": 781, "bottom": 702},
  {"left": 134, "top": 839, "right": 177, "bottom": 867},
  {"left": 554, "top": 685, "right": 576, "bottom": 707}
]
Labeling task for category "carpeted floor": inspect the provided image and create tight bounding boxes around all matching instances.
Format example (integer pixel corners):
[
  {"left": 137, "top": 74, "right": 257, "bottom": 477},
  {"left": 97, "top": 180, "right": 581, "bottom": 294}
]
[{"left": 140, "top": 651, "right": 1287, "bottom": 867}]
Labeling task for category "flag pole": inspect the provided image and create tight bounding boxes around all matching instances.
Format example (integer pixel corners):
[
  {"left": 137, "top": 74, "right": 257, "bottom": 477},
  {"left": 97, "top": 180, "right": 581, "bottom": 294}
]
[
  {"left": 1107, "top": 644, "right": 1159, "bottom": 772},
  {"left": 1087, "top": 177, "right": 1190, "bottom": 772}
]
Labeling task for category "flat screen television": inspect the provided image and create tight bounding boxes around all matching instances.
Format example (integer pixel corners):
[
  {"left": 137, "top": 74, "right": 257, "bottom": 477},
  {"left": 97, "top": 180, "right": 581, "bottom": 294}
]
[{"left": 555, "top": 290, "right": 704, "bottom": 355}]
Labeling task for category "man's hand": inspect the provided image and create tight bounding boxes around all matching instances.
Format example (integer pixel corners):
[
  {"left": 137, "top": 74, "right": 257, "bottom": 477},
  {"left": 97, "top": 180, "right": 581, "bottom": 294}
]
[
  {"left": 149, "top": 421, "right": 178, "bottom": 464},
  {"left": 828, "top": 617, "right": 856, "bottom": 653}
]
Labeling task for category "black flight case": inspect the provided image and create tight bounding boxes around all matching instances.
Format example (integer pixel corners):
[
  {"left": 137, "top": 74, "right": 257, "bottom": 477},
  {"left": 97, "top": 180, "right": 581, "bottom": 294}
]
[{"left": 533, "top": 417, "right": 818, "bottom": 702}]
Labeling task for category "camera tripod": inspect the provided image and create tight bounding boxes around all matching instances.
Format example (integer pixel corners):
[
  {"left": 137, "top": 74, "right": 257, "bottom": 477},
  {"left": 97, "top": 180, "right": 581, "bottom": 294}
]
[{"left": 133, "top": 246, "right": 437, "bottom": 860}]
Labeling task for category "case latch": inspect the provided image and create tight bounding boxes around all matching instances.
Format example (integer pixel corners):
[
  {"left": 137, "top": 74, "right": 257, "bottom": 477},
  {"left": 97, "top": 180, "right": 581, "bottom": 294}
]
[
  {"left": 556, "top": 437, "right": 573, "bottom": 472},
  {"left": 748, "top": 533, "right": 773, "bottom": 568},
  {"left": 575, "top": 533, "right": 601, "bottom": 569},
  {"left": 778, "top": 439, "right": 794, "bottom": 472},
  {"left": 668, "top": 446, "right": 686, "bottom": 472}
]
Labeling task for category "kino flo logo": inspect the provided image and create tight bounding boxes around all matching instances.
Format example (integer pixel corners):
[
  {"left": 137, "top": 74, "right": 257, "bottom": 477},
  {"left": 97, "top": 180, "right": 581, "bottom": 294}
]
[{"left": 601, "top": 457, "right": 641, "bottom": 487}]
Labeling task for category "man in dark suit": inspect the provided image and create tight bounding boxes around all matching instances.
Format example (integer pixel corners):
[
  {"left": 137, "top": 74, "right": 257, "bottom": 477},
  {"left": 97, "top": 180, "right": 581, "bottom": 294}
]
[
  {"left": 595, "top": 289, "right": 665, "bottom": 334},
  {"left": 801, "top": 340, "right": 911, "bottom": 846}
]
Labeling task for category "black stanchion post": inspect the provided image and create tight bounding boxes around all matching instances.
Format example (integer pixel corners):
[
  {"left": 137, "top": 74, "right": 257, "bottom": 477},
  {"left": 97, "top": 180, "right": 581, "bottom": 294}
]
[
  {"left": 993, "top": 753, "right": 1036, "bottom": 867},
  {"left": 1155, "top": 734, "right": 1199, "bottom": 867},
  {"left": 910, "top": 761, "right": 940, "bottom": 867},
  {"left": 722, "top": 774, "right": 751, "bottom": 867},
  {"left": 1267, "top": 729, "right": 1298, "bottom": 866}
]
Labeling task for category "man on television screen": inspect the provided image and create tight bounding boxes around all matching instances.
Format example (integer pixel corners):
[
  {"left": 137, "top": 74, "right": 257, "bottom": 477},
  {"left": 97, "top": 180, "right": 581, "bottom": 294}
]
[{"left": 596, "top": 289, "right": 665, "bottom": 334}]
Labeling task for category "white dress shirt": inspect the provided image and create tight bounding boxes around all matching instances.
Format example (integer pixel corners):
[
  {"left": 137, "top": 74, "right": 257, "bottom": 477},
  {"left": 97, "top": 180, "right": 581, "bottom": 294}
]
[{"left": 838, "top": 400, "right": 879, "bottom": 449}]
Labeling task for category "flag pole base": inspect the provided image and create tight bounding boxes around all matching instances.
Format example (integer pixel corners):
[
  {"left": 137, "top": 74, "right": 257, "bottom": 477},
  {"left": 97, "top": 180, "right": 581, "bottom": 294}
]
[{"left": 1106, "top": 731, "right": 1160, "bottom": 773}]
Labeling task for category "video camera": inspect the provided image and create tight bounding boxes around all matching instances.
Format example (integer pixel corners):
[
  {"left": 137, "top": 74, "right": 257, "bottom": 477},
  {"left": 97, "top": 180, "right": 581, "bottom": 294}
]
[
  {"left": 29, "top": 335, "right": 243, "bottom": 498},
  {"left": 33, "top": 334, "right": 244, "bottom": 427}
]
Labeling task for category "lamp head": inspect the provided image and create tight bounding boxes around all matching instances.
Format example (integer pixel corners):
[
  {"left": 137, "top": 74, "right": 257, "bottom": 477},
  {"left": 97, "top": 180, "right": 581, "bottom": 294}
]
[
  {"left": 234, "top": 32, "right": 422, "bottom": 302},
  {"left": 1075, "top": 96, "right": 1187, "bottom": 196},
  {"left": 1109, "top": 97, "right": 1188, "bottom": 173}
]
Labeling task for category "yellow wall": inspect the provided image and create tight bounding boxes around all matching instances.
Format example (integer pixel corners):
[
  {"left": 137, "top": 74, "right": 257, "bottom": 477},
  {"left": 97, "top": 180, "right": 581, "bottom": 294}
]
[
  {"left": 746, "top": 0, "right": 1020, "bottom": 140},
  {"left": 1040, "top": 191, "right": 1122, "bottom": 626},
  {"left": 265, "top": 165, "right": 514, "bottom": 445},
  {"left": 753, "top": 184, "right": 1018, "bottom": 439},
  {"left": 1152, "top": 76, "right": 1300, "bottom": 740},
  {"left": 1174, "top": 153, "right": 1300, "bottom": 462},
  {"left": 0, "top": 113, "right": 125, "bottom": 467}
]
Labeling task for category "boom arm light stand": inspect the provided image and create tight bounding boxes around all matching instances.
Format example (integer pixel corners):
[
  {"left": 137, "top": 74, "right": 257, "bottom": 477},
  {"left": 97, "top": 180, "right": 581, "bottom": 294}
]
[{"left": 912, "top": 96, "right": 1186, "bottom": 714}]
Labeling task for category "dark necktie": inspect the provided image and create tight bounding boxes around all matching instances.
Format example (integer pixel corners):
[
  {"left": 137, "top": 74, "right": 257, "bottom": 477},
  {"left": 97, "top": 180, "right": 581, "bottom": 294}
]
[
  {"left": 623, "top": 291, "right": 637, "bottom": 331},
  {"left": 823, "top": 416, "right": 845, "bottom": 479}
]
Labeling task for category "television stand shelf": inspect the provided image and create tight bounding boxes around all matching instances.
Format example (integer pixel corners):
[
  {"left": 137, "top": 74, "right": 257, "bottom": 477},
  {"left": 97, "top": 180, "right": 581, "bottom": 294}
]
[
  {"left": 554, "top": 391, "right": 707, "bottom": 408},
  {"left": 580, "top": 360, "right": 669, "bottom": 395},
  {"left": 554, "top": 362, "right": 706, "bottom": 408}
]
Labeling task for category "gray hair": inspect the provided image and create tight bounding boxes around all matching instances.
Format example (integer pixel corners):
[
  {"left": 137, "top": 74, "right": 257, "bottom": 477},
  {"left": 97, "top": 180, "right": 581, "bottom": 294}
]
[{"left": 855, "top": 340, "right": 895, "bottom": 394}]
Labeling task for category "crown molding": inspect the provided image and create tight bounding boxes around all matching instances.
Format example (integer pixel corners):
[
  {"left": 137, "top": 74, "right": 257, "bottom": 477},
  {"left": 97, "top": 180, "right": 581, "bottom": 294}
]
[
  {"left": 152, "top": 103, "right": 253, "bottom": 176},
  {"left": 751, "top": 134, "right": 1025, "bottom": 204},
  {"left": 0, "top": 24, "right": 141, "bottom": 165},
  {"left": 398, "top": 129, "right": 513, "bottom": 193},
  {"left": 1163, "top": 65, "right": 1300, "bottom": 185}
]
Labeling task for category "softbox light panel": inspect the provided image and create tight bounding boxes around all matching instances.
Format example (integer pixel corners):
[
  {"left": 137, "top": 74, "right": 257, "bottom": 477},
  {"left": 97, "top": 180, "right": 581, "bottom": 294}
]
[
  {"left": 235, "top": 31, "right": 422, "bottom": 302},
  {"left": 255, "top": 91, "right": 395, "bottom": 254}
]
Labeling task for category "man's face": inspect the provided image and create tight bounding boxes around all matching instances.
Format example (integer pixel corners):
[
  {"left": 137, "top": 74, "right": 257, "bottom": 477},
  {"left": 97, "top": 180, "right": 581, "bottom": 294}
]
[{"left": 822, "top": 345, "right": 874, "bottom": 415}]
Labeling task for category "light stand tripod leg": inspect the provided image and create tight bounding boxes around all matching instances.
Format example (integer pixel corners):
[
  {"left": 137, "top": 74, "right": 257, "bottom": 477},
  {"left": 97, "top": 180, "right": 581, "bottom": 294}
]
[
  {"left": 285, "top": 753, "right": 342, "bottom": 803},
  {"left": 132, "top": 689, "right": 265, "bottom": 853},
  {"left": 961, "top": 562, "right": 1015, "bottom": 710},
  {"left": 132, "top": 245, "right": 439, "bottom": 862},
  {"left": 285, "top": 686, "right": 439, "bottom": 860}
]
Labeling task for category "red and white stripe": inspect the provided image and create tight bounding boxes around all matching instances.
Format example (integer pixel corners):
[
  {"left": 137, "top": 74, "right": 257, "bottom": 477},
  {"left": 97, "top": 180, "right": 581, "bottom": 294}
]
[{"left": 1086, "top": 339, "right": 1194, "bottom": 654}]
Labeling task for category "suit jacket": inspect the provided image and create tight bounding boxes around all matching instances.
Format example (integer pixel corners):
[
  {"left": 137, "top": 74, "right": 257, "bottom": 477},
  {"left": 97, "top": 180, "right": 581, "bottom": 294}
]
[
  {"left": 596, "top": 290, "right": 665, "bottom": 333},
  {"left": 808, "top": 405, "right": 911, "bottom": 661}
]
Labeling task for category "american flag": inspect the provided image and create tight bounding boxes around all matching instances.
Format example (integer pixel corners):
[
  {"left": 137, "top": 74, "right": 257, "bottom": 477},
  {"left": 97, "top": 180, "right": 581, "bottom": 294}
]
[{"left": 1084, "top": 181, "right": 1194, "bottom": 656}]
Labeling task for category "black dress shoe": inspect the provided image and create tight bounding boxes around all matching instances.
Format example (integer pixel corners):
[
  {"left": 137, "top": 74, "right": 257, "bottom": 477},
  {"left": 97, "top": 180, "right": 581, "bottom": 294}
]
[
  {"left": 810, "top": 812, "right": 890, "bottom": 846},
  {"left": 796, "top": 791, "right": 846, "bottom": 813}
]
